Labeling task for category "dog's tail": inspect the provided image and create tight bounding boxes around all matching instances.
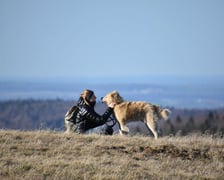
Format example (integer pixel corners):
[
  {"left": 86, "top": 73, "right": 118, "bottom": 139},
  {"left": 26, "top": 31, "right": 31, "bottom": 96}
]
[
  {"left": 160, "top": 108, "right": 171, "bottom": 121},
  {"left": 153, "top": 105, "right": 171, "bottom": 121}
]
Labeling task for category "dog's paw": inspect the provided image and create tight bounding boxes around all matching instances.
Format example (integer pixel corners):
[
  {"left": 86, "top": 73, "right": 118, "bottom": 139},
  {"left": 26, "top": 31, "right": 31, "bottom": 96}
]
[
  {"left": 119, "top": 129, "right": 129, "bottom": 135},
  {"left": 122, "top": 126, "right": 129, "bottom": 132}
]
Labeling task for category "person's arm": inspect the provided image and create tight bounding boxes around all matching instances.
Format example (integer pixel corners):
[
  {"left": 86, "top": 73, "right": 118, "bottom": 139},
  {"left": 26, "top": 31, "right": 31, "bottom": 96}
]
[
  {"left": 82, "top": 107, "right": 113, "bottom": 125},
  {"left": 76, "top": 104, "right": 114, "bottom": 133}
]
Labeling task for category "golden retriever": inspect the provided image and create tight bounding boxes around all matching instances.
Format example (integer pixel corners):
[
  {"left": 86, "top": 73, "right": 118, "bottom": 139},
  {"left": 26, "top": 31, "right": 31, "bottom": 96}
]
[{"left": 102, "top": 91, "right": 171, "bottom": 139}]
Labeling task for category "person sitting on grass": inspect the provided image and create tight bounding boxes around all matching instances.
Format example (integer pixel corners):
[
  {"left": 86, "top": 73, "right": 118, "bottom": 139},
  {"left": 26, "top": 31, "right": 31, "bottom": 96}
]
[{"left": 65, "top": 89, "right": 115, "bottom": 135}]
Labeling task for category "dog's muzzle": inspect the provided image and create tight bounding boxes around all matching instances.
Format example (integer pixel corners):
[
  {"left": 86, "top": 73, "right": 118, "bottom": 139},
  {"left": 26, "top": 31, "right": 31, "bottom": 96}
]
[{"left": 101, "top": 97, "right": 104, "bottom": 103}]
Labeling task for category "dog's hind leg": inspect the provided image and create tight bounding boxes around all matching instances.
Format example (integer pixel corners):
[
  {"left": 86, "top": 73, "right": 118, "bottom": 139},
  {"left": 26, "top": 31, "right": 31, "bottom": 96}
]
[
  {"left": 145, "top": 114, "right": 158, "bottom": 139},
  {"left": 146, "top": 122, "right": 158, "bottom": 139}
]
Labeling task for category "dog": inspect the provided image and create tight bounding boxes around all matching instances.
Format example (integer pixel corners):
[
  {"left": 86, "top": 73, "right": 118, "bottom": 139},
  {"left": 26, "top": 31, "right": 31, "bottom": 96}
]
[{"left": 102, "top": 91, "right": 171, "bottom": 139}]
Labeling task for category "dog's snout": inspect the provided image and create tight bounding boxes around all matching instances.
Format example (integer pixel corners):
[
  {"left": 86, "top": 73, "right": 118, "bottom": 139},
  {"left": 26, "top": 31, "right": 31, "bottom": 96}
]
[{"left": 101, "top": 97, "right": 105, "bottom": 104}]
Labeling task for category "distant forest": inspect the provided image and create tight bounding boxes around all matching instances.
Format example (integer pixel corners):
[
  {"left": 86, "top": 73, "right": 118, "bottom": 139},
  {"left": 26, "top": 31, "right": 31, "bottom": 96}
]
[{"left": 0, "top": 99, "right": 224, "bottom": 137}]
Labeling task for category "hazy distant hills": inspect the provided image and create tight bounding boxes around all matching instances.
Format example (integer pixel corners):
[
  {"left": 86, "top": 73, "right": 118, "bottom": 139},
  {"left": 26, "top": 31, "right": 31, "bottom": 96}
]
[{"left": 0, "top": 80, "right": 224, "bottom": 109}]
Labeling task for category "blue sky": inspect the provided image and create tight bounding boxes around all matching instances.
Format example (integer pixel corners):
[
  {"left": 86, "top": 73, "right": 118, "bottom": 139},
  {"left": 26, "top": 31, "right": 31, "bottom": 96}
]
[{"left": 0, "top": 0, "right": 224, "bottom": 83}]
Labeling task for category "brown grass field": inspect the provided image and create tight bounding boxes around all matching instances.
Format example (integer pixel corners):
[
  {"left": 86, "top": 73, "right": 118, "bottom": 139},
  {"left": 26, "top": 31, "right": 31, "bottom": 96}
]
[{"left": 0, "top": 130, "right": 224, "bottom": 180}]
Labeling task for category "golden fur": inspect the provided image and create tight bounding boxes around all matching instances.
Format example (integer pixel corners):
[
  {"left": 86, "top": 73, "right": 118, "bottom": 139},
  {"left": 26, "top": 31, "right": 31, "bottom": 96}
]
[{"left": 102, "top": 91, "right": 171, "bottom": 139}]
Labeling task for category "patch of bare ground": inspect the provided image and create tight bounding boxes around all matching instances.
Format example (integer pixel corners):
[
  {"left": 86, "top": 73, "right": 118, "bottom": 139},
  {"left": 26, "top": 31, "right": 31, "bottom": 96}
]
[{"left": 0, "top": 130, "right": 223, "bottom": 180}]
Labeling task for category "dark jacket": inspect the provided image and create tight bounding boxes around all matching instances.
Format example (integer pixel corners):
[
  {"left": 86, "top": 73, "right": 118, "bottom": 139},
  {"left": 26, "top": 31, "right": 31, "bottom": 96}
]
[{"left": 76, "top": 100, "right": 113, "bottom": 133}]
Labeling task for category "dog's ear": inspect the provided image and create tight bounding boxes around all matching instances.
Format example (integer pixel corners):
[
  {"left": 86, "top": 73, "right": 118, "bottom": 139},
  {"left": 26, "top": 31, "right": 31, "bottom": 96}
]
[
  {"left": 111, "top": 90, "right": 118, "bottom": 94},
  {"left": 114, "top": 91, "right": 121, "bottom": 101},
  {"left": 113, "top": 91, "right": 120, "bottom": 96},
  {"left": 112, "top": 91, "right": 118, "bottom": 97}
]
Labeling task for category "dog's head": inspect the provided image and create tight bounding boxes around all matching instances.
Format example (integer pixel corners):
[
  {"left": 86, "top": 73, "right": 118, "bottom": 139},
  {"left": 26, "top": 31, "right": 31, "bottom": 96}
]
[{"left": 101, "top": 91, "right": 124, "bottom": 106}]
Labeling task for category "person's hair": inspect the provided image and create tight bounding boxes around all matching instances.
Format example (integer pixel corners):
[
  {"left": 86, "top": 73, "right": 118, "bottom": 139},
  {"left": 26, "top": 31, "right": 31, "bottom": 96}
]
[{"left": 80, "top": 89, "right": 94, "bottom": 106}]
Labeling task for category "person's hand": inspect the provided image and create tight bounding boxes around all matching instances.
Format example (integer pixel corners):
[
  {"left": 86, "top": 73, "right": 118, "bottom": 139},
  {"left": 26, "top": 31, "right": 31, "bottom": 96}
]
[{"left": 108, "top": 102, "right": 116, "bottom": 108}]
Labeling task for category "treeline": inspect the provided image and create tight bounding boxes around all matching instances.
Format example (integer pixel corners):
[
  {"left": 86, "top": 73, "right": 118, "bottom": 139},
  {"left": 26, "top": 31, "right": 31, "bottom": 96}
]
[
  {"left": 0, "top": 99, "right": 224, "bottom": 136},
  {"left": 0, "top": 99, "right": 74, "bottom": 130},
  {"left": 159, "top": 108, "right": 224, "bottom": 136}
]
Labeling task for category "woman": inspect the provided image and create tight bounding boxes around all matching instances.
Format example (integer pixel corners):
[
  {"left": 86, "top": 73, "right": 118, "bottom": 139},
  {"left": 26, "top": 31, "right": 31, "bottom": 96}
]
[{"left": 75, "top": 89, "right": 115, "bottom": 135}]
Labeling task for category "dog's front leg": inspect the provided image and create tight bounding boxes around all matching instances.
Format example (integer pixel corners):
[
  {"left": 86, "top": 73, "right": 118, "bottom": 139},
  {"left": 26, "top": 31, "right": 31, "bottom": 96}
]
[{"left": 119, "top": 121, "right": 129, "bottom": 135}]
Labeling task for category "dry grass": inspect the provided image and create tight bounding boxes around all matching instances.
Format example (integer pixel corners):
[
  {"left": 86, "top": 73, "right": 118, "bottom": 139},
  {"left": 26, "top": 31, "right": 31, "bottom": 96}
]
[{"left": 0, "top": 130, "right": 224, "bottom": 180}]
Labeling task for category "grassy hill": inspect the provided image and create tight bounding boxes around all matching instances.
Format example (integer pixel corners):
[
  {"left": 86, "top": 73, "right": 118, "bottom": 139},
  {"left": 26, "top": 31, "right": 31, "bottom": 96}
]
[{"left": 0, "top": 130, "right": 224, "bottom": 180}]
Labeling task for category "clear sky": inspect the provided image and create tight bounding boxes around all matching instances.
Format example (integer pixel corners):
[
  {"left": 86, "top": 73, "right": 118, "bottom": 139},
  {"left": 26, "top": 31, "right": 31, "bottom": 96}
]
[{"left": 0, "top": 0, "right": 224, "bottom": 83}]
